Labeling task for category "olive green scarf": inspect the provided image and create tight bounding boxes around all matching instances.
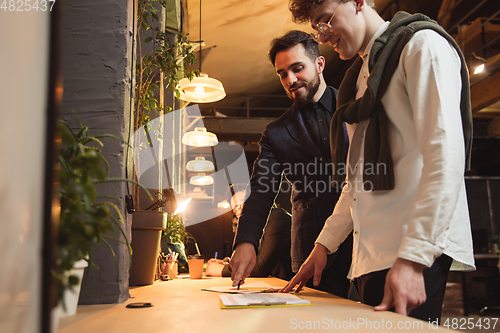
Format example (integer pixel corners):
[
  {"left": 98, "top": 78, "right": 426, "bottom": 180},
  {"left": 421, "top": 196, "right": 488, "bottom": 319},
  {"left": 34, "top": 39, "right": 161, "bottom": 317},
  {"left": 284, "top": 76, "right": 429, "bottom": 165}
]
[{"left": 330, "top": 12, "right": 473, "bottom": 191}]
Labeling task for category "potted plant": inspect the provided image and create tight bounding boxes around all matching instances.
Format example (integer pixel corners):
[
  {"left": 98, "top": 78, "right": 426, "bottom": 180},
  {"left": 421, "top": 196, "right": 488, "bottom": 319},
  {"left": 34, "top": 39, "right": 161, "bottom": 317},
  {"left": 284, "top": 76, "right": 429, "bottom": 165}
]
[
  {"left": 161, "top": 214, "right": 195, "bottom": 273},
  {"left": 133, "top": 0, "right": 198, "bottom": 206},
  {"left": 56, "top": 116, "right": 148, "bottom": 315},
  {"left": 128, "top": 0, "right": 199, "bottom": 285}
]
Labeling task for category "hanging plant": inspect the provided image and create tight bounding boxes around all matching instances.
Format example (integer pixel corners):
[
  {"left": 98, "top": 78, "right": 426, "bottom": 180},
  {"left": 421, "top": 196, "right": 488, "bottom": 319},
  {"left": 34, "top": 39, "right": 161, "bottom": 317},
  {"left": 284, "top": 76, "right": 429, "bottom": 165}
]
[{"left": 133, "top": 0, "right": 199, "bottom": 206}]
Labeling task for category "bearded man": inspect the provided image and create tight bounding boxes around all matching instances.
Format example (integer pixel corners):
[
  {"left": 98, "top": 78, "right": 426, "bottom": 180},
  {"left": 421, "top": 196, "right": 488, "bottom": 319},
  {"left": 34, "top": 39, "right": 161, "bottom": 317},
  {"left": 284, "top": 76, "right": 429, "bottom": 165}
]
[{"left": 230, "top": 30, "right": 352, "bottom": 297}]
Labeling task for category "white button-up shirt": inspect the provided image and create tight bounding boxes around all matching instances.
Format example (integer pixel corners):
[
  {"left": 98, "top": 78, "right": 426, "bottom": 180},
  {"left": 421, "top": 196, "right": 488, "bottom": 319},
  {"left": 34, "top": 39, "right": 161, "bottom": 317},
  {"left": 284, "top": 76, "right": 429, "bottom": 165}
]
[{"left": 317, "top": 22, "right": 475, "bottom": 279}]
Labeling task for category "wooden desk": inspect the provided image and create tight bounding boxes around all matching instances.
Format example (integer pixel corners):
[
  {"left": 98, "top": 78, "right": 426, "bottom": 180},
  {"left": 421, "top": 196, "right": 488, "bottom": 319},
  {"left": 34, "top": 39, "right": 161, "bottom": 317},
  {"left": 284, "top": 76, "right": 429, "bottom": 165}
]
[{"left": 58, "top": 277, "right": 453, "bottom": 332}]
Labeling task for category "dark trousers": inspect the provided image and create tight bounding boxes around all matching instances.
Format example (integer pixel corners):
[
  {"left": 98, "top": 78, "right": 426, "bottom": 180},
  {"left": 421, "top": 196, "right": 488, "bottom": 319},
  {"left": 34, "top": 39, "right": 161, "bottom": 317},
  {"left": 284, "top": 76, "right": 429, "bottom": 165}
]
[{"left": 355, "top": 254, "right": 453, "bottom": 324}]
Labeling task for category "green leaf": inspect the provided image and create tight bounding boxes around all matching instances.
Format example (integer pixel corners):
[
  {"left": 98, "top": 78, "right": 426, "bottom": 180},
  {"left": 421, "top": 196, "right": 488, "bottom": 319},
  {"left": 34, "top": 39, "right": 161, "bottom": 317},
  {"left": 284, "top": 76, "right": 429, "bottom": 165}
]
[
  {"left": 144, "top": 36, "right": 153, "bottom": 43},
  {"left": 101, "top": 238, "right": 119, "bottom": 273},
  {"left": 68, "top": 275, "right": 79, "bottom": 286}
]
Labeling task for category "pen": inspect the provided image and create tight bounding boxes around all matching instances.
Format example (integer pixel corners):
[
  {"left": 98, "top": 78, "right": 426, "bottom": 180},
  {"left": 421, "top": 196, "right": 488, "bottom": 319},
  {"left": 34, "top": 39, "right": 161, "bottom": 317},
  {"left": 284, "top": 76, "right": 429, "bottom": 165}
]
[
  {"left": 237, "top": 280, "right": 241, "bottom": 290},
  {"left": 214, "top": 251, "right": 218, "bottom": 260}
]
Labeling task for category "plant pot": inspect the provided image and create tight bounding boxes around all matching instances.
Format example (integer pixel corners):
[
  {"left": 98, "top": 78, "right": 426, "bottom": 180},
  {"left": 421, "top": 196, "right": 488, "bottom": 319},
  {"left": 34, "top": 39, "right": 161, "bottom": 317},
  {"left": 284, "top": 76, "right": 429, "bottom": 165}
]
[
  {"left": 129, "top": 211, "right": 167, "bottom": 286},
  {"left": 55, "top": 258, "right": 88, "bottom": 318}
]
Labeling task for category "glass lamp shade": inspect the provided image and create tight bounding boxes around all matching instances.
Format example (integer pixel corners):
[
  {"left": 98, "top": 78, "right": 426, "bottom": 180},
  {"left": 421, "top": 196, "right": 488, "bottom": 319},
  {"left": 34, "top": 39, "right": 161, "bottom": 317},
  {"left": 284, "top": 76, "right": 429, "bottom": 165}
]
[
  {"left": 177, "top": 73, "right": 226, "bottom": 103},
  {"left": 182, "top": 127, "right": 218, "bottom": 147},
  {"left": 186, "top": 156, "right": 214, "bottom": 172},
  {"left": 189, "top": 173, "right": 214, "bottom": 186}
]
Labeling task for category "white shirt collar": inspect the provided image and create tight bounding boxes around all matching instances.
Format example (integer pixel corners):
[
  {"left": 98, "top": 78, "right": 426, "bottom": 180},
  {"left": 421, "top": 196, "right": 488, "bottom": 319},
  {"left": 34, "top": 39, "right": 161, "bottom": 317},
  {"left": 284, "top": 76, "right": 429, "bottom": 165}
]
[{"left": 362, "top": 21, "right": 390, "bottom": 62}]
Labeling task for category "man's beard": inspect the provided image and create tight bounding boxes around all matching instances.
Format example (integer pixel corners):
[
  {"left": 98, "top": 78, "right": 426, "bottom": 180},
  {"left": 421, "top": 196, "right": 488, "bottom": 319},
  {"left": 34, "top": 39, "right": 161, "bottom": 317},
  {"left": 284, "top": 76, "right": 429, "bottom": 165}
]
[{"left": 286, "top": 74, "right": 320, "bottom": 108}]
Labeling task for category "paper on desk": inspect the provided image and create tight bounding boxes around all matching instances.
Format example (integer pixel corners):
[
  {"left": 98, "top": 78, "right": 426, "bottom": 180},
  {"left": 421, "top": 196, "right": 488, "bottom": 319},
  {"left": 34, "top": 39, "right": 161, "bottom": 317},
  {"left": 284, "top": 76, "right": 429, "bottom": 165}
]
[
  {"left": 219, "top": 293, "right": 311, "bottom": 308},
  {"left": 202, "top": 281, "right": 282, "bottom": 294}
]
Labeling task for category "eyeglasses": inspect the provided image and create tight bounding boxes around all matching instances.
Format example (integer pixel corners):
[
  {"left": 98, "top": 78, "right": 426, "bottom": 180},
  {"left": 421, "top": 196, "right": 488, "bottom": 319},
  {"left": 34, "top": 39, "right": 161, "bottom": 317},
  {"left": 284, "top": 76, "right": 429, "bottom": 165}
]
[{"left": 310, "top": 3, "right": 342, "bottom": 43}]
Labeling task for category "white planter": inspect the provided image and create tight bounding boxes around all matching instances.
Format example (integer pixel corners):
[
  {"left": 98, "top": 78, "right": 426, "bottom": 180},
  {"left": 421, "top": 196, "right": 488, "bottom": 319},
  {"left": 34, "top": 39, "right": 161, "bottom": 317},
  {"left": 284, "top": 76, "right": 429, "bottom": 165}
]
[
  {"left": 55, "top": 258, "right": 88, "bottom": 317},
  {"left": 51, "top": 258, "right": 88, "bottom": 332}
]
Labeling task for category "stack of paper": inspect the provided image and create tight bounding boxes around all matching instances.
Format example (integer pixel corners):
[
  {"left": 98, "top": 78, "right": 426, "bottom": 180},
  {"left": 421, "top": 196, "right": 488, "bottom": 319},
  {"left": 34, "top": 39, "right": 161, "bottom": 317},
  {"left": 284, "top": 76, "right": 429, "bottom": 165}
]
[{"left": 220, "top": 293, "right": 311, "bottom": 309}]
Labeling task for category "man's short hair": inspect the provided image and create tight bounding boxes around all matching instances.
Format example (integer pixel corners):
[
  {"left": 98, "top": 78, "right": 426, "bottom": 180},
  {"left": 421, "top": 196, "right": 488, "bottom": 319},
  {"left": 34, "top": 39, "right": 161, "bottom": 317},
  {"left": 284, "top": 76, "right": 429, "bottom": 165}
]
[
  {"left": 289, "top": 0, "right": 375, "bottom": 24},
  {"left": 269, "top": 30, "right": 321, "bottom": 67}
]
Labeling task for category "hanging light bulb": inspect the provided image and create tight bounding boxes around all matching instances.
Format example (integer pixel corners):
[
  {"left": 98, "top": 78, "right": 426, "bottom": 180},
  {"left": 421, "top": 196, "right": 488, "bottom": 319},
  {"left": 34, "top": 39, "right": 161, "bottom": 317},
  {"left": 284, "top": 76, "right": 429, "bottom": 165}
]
[
  {"left": 190, "top": 173, "right": 214, "bottom": 186},
  {"left": 182, "top": 127, "right": 218, "bottom": 147},
  {"left": 186, "top": 156, "right": 214, "bottom": 172},
  {"left": 177, "top": 0, "right": 225, "bottom": 104},
  {"left": 178, "top": 74, "right": 226, "bottom": 103},
  {"left": 194, "top": 85, "right": 206, "bottom": 97}
]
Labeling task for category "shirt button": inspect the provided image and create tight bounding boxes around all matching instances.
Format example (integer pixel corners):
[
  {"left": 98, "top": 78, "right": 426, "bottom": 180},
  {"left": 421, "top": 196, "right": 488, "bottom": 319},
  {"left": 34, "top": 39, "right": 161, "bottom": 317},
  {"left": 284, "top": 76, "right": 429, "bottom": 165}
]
[
  {"left": 319, "top": 118, "right": 324, "bottom": 122},
  {"left": 323, "top": 137, "right": 327, "bottom": 141},
  {"left": 354, "top": 230, "right": 359, "bottom": 234}
]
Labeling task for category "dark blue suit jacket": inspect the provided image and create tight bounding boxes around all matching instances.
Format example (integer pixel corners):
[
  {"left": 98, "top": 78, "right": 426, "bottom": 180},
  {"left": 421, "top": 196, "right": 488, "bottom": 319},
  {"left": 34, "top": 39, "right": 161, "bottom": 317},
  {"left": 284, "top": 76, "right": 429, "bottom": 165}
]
[{"left": 234, "top": 87, "right": 352, "bottom": 295}]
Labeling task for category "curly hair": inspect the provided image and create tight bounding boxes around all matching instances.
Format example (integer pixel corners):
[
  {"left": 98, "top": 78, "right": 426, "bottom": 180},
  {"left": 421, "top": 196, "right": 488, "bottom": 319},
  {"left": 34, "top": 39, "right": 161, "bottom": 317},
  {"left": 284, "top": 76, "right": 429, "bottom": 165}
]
[{"left": 289, "top": 0, "right": 374, "bottom": 24}]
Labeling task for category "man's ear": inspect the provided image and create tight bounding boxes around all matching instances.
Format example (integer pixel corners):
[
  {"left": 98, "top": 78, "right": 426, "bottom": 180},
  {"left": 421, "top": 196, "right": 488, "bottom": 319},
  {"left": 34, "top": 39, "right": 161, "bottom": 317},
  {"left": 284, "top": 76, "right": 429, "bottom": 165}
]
[
  {"left": 354, "top": 0, "right": 364, "bottom": 12},
  {"left": 316, "top": 56, "right": 326, "bottom": 73}
]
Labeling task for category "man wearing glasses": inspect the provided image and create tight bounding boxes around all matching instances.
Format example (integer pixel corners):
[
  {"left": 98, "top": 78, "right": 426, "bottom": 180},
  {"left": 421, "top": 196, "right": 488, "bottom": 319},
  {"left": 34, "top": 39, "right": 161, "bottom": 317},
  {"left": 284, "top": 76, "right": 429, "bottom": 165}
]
[
  {"left": 281, "top": 0, "right": 475, "bottom": 323},
  {"left": 230, "top": 30, "right": 352, "bottom": 297}
]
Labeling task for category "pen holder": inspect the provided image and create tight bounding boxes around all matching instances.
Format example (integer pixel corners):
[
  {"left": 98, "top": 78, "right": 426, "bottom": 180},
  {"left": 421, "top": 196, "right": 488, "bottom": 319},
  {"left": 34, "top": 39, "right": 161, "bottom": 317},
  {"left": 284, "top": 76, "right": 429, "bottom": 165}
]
[
  {"left": 187, "top": 254, "right": 204, "bottom": 279},
  {"left": 166, "top": 260, "right": 178, "bottom": 279}
]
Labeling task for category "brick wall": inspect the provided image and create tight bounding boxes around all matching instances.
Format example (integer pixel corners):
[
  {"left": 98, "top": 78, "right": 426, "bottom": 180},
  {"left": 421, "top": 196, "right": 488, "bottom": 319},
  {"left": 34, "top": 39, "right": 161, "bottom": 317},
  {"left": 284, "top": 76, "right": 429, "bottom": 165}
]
[
  {"left": 442, "top": 282, "right": 464, "bottom": 316},
  {"left": 61, "top": 0, "right": 135, "bottom": 304}
]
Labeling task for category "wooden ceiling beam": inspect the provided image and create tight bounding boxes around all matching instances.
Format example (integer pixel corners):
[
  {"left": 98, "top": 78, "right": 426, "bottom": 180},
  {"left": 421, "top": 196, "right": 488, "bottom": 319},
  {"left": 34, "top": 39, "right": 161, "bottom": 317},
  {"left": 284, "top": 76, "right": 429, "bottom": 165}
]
[{"left": 471, "top": 71, "right": 500, "bottom": 113}]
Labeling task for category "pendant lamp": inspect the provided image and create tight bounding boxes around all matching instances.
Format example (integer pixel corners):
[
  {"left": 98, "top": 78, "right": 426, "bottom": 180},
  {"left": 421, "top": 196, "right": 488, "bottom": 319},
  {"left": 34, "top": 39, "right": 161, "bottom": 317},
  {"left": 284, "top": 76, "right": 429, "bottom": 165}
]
[
  {"left": 177, "top": 74, "right": 226, "bottom": 103},
  {"left": 190, "top": 173, "right": 214, "bottom": 186},
  {"left": 182, "top": 127, "right": 218, "bottom": 147},
  {"left": 186, "top": 156, "right": 215, "bottom": 172},
  {"left": 177, "top": 0, "right": 225, "bottom": 103}
]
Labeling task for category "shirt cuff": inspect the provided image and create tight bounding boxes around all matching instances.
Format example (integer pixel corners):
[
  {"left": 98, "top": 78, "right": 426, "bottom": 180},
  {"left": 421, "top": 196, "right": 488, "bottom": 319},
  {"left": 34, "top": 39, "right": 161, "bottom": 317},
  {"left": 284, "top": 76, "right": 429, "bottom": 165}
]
[
  {"left": 398, "top": 236, "right": 443, "bottom": 267},
  {"left": 315, "top": 228, "right": 342, "bottom": 254}
]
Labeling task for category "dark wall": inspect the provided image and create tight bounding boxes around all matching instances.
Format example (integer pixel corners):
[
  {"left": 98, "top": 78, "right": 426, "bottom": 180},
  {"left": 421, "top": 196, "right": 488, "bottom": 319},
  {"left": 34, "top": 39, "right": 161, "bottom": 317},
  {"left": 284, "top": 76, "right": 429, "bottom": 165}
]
[{"left": 61, "top": 0, "right": 134, "bottom": 304}]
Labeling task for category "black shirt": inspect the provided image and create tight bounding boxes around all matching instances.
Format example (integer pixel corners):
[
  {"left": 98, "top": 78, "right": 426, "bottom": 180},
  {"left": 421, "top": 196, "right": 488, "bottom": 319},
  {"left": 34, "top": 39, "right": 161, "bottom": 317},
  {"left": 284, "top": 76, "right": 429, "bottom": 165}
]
[{"left": 300, "top": 87, "right": 334, "bottom": 160}]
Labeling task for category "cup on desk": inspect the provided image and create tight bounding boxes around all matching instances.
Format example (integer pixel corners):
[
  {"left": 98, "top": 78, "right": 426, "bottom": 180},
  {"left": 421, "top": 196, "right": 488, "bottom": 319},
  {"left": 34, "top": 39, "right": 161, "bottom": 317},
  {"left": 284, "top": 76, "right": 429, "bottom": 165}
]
[
  {"left": 166, "top": 260, "right": 178, "bottom": 279},
  {"left": 187, "top": 254, "right": 204, "bottom": 279}
]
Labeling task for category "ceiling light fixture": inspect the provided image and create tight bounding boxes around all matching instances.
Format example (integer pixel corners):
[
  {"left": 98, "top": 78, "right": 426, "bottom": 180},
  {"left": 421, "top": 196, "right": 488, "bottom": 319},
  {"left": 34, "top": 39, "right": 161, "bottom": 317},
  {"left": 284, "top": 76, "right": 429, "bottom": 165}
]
[
  {"left": 186, "top": 156, "right": 215, "bottom": 172},
  {"left": 189, "top": 173, "right": 214, "bottom": 186},
  {"left": 177, "top": 0, "right": 225, "bottom": 103},
  {"left": 181, "top": 127, "right": 218, "bottom": 147}
]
